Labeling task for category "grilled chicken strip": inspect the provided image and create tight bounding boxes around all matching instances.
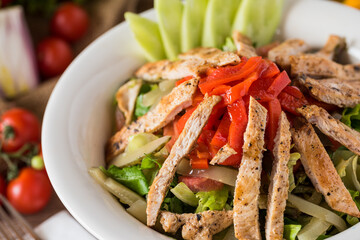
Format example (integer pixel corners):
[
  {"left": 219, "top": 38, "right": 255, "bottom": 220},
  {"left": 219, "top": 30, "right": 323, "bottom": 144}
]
[
  {"left": 315, "top": 35, "right": 346, "bottom": 60},
  {"left": 179, "top": 47, "right": 240, "bottom": 66},
  {"left": 210, "top": 144, "right": 237, "bottom": 165},
  {"left": 146, "top": 94, "right": 222, "bottom": 226},
  {"left": 234, "top": 97, "right": 267, "bottom": 240},
  {"left": 297, "top": 76, "right": 360, "bottom": 108},
  {"left": 290, "top": 55, "right": 360, "bottom": 81},
  {"left": 291, "top": 121, "right": 360, "bottom": 217},
  {"left": 297, "top": 105, "right": 360, "bottom": 156},
  {"left": 268, "top": 39, "right": 310, "bottom": 70},
  {"left": 265, "top": 112, "right": 291, "bottom": 240},
  {"left": 232, "top": 31, "right": 257, "bottom": 58},
  {"left": 160, "top": 210, "right": 233, "bottom": 240},
  {"left": 106, "top": 77, "right": 199, "bottom": 161},
  {"left": 115, "top": 79, "right": 142, "bottom": 125},
  {"left": 136, "top": 48, "right": 240, "bottom": 81}
]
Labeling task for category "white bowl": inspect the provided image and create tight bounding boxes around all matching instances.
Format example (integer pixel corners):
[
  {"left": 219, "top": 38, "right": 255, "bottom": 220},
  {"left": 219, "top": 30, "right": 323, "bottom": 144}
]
[{"left": 42, "top": 1, "right": 360, "bottom": 239}]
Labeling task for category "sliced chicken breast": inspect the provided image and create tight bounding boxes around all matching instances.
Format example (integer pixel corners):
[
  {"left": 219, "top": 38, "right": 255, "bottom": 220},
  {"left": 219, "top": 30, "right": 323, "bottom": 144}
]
[
  {"left": 146, "top": 94, "right": 222, "bottom": 226},
  {"left": 291, "top": 121, "right": 360, "bottom": 217},
  {"left": 297, "top": 76, "right": 360, "bottom": 108},
  {"left": 234, "top": 97, "right": 267, "bottom": 240},
  {"left": 116, "top": 79, "right": 142, "bottom": 125},
  {"left": 268, "top": 39, "right": 310, "bottom": 70},
  {"left": 297, "top": 105, "right": 360, "bottom": 156},
  {"left": 265, "top": 112, "right": 291, "bottom": 240},
  {"left": 178, "top": 47, "right": 240, "bottom": 66},
  {"left": 232, "top": 31, "right": 257, "bottom": 58},
  {"left": 160, "top": 210, "right": 233, "bottom": 240},
  {"left": 106, "top": 77, "right": 199, "bottom": 161},
  {"left": 136, "top": 48, "right": 240, "bottom": 81},
  {"left": 315, "top": 35, "right": 346, "bottom": 60},
  {"left": 290, "top": 55, "right": 360, "bottom": 81},
  {"left": 210, "top": 144, "right": 237, "bottom": 165}
]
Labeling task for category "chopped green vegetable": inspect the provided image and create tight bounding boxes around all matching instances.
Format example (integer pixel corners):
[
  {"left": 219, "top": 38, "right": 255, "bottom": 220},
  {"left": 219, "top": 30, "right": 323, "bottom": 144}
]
[
  {"left": 349, "top": 190, "right": 360, "bottom": 209},
  {"left": 317, "top": 235, "right": 332, "bottom": 240},
  {"left": 135, "top": 95, "right": 150, "bottom": 117},
  {"left": 124, "top": 12, "right": 166, "bottom": 62},
  {"left": 222, "top": 37, "right": 237, "bottom": 52},
  {"left": 341, "top": 104, "right": 360, "bottom": 131},
  {"left": 111, "top": 135, "right": 170, "bottom": 167},
  {"left": 232, "top": 0, "right": 284, "bottom": 46},
  {"left": 283, "top": 223, "right": 302, "bottom": 240},
  {"left": 155, "top": 0, "right": 183, "bottom": 60},
  {"left": 297, "top": 217, "right": 331, "bottom": 240},
  {"left": 171, "top": 182, "right": 199, "bottom": 207},
  {"left": 181, "top": 0, "right": 208, "bottom": 52},
  {"left": 141, "top": 154, "right": 162, "bottom": 169},
  {"left": 336, "top": 157, "right": 352, "bottom": 178},
  {"left": 102, "top": 165, "right": 149, "bottom": 196},
  {"left": 202, "top": 0, "right": 241, "bottom": 48},
  {"left": 162, "top": 196, "right": 184, "bottom": 214},
  {"left": 126, "top": 133, "right": 158, "bottom": 153},
  {"left": 288, "top": 152, "right": 301, "bottom": 192},
  {"left": 195, "top": 187, "right": 229, "bottom": 213},
  {"left": 346, "top": 214, "right": 359, "bottom": 226}
]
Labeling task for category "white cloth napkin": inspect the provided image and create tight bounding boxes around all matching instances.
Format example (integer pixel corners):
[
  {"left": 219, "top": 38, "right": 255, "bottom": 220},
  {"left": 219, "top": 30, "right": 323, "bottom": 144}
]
[{"left": 35, "top": 211, "right": 97, "bottom": 240}]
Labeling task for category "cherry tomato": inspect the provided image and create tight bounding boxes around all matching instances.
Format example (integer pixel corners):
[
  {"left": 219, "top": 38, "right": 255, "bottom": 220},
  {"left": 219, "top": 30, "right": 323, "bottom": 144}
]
[
  {"left": 7, "top": 168, "right": 52, "bottom": 214},
  {"left": 0, "top": 108, "right": 41, "bottom": 153},
  {"left": 50, "top": 3, "right": 89, "bottom": 42},
  {"left": 37, "top": 37, "right": 73, "bottom": 78}
]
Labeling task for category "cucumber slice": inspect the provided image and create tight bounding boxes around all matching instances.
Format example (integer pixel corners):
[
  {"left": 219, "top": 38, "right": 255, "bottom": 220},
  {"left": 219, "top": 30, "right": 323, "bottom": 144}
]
[
  {"left": 88, "top": 168, "right": 145, "bottom": 206},
  {"left": 202, "top": 0, "right": 241, "bottom": 48},
  {"left": 110, "top": 136, "right": 171, "bottom": 167},
  {"left": 126, "top": 199, "right": 147, "bottom": 224},
  {"left": 124, "top": 12, "right": 166, "bottom": 62},
  {"left": 232, "top": 0, "right": 284, "bottom": 47},
  {"left": 155, "top": 0, "right": 183, "bottom": 60},
  {"left": 126, "top": 133, "right": 158, "bottom": 153},
  {"left": 181, "top": 0, "right": 208, "bottom": 52}
]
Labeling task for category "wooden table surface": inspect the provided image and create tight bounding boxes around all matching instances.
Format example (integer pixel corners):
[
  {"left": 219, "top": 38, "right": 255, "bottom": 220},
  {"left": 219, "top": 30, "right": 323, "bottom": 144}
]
[{"left": 19, "top": 0, "right": 154, "bottom": 230}]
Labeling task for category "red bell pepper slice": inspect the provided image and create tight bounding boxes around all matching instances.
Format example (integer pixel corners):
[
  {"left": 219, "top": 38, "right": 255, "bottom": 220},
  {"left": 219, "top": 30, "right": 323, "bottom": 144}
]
[
  {"left": 266, "top": 98, "right": 282, "bottom": 151},
  {"left": 278, "top": 86, "right": 308, "bottom": 115},
  {"left": 260, "top": 60, "right": 280, "bottom": 79},
  {"left": 199, "top": 57, "right": 263, "bottom": 94},
  {"left": 176, "top": 75, "right": 193, "bottom": 86},
  {"left": 267, "top": 71, "right": 291, "bottom": 97},
  {"left": 211, "top": 112, "right": 231, "bottom": 147},
  {"left": 210, "top": 85, "right": 231, "bottom": 96},
  {"left": 224, "top": 72, "right": 259, "bottom": 105},
  {"left": 190, "top": 154, "right": 209, "bottom": 169},
  {"left": 176, "top": 107, "right": 196, "bottom": 134}
]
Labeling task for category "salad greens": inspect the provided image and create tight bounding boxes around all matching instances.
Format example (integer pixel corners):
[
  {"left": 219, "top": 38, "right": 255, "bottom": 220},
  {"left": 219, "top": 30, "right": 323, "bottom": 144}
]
[
  {"left": 283, "top": 218, "right": 302, "bottom": 240},
  {"left": 134, "top": 83, "right": 157, "bottom": 118},
  {"left": 342, "top": 104, "right": 360, "bottom": 131},
  {"left": 195, "top": 187, "right": 229, "bottom": 213},
  {"left": 171, "top": 182, "right": 198, "bottom": 207},
  {"left": 101, "top": 165, "right": 149, "bottom": 196}
]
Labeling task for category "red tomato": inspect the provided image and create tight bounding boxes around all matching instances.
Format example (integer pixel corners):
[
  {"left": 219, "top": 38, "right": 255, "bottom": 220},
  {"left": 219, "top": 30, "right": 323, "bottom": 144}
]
[
  {"left": 50, "top": 3, "right": 89, "bottom": 42},
  {"left": 37, "top": 37, "right": 73, "bottom": 78},
  {"left": 6, "top": 168, "right": 52, "bottom": 214},
  {"left": 0, "top": 108, "right": 40, "bottom": 153},
  {"left": 179, "top": 176, "right": 224, "bottom": 192}
]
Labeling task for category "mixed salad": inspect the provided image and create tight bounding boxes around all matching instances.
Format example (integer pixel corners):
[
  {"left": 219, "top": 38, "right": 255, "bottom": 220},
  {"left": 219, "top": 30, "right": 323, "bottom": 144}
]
[{"left": 89, "top": 0, "right": 360, "bottom": 239}]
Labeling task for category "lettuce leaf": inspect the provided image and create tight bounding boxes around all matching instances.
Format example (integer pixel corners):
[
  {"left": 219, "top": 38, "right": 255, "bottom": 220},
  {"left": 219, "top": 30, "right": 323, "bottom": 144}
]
[
  {"left": 134, "top": 84, "right": 157, "bottom": 118},
  {"left": 283, "top": 218, "right": 302, "bottom": 240},
  {"left": 288, "top": 152, "right": 301, "bottom": 192},
  {"left": 342, "top": 104, "right": 360, "bottom": 131},
  {"left": 222, "top": 37, "right": 237, "bottom": 52},
  {"left": 195, "top": 187, "right": 229, "bottom": 213},
  {"left": 102, "top": 165, "right": 149, "bottom": 196}
]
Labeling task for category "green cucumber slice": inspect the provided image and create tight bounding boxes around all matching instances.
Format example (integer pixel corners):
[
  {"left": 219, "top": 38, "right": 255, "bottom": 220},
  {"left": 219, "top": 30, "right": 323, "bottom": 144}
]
[
  {"left": 155, "top": 0, "right": 183, "bottom": 60},
  {"left": 202, "top": 0, "right": 241, "bottom": 48},
  {"left": 232, "top": 0, "right": 284, "bottom": 47},
  {"left": 181, "top": 0, "right": 209, "bottom": 52},
  {"left": 125, "top": 12, "right": 166, "bottom": 62}
]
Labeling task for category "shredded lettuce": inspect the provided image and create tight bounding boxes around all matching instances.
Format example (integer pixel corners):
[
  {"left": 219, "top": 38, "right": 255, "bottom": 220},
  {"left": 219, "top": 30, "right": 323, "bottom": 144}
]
[
  {"left": 101, "top": 165, "right": 149, "bottom": 196},
  {"left": 195, "top": 187, "right": 229, "bottom": 213},
  {"left": 283, "top": 218, "right": 302, "bottom": 240},
  {"left": 134, "top": 84, "right": 157, "bottom": 118},
  {"left": 288, "top": 152, "right": 301, "bottom": 192},
  {"left": 162, "top": 196, "right": 184, "bottom": 214},
  {"left": 342, "top": 104, "right": 360, "bottom": 131},
  {"left": 141, "top": 154, "right": 162, "bottom": 169}
]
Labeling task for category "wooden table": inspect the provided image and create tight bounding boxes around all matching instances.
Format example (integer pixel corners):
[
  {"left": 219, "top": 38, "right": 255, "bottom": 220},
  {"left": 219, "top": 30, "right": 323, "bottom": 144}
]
[{"left": 18, "top": 0, "right": 154, "bottom": 229}]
